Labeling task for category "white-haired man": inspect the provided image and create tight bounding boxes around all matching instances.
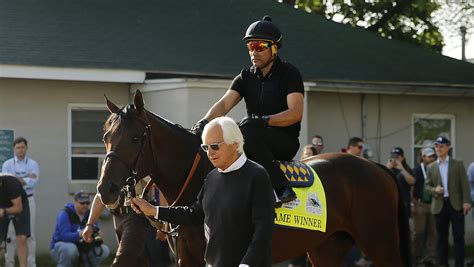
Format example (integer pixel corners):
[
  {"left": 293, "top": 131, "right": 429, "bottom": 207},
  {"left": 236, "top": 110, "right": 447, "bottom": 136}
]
[{"left": 131, "top": 117, "right": 275, "bottom": 267}]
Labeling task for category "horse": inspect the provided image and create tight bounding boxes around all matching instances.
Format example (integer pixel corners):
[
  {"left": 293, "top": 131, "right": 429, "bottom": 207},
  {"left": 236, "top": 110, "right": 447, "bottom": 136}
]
[{"left": 97, "top": 90, "right": 411, "bottom": 267}]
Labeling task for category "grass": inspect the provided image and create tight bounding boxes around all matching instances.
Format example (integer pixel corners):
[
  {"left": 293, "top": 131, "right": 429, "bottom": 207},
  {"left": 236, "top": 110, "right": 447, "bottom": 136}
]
[
  {"left": 1, "top": 244, "right": 474, "bottom": 266},
  {"left": 0, "top": 253, "right": 116, "bottom": 267}
]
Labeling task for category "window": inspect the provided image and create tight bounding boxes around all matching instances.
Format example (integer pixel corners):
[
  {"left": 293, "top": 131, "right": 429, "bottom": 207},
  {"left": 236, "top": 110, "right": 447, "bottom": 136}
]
[
  {"left": 69, "top": 106, "right": 109, "bottom": 181},
  {"left": 412, "top": 114, "right": 455, "bottom": 165}
]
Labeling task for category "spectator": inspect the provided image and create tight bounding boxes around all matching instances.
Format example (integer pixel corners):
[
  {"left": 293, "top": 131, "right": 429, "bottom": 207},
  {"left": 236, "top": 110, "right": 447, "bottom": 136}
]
[
  {"left": 311, "top": 135, "right": 324, "bottom": 155},
  {"left": 50, "top": 191, "right": 109, "bottom": 267},
  {"left": 386, "top": 147, "right": 416, "bottom": 216},
  {"left": 425, "top": 136, "right": 471, "bottom": 267},
  {"left": 131, "top": 117, "right": 274, "bottom": 266},
  {"left": 346, "top": 137, "right": 363, "bottom": 157},
  {"left": 412, "top": 148, "right": 437, "bottom": 266},
  {"left": 2, "top": 137, "right": 39, "bottom": 267},
  {"left": 467, "top": 162, "right": 474, "bottom": 267},
  {"left": 301, "top": 145, "right": 317, "bottom": 160},
  {"left": 0, "top": 173, "right": 30, "bottom": 267}
]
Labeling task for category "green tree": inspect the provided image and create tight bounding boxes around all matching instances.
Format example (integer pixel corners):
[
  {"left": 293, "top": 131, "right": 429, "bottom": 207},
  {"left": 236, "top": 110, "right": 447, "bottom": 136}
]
[{"left": 284, "top": 0, "right": 445, "bottom": 52}]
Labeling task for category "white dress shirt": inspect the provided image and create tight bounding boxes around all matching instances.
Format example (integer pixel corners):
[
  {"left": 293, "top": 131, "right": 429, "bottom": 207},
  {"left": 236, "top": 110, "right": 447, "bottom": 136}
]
[
  {"left": 217, "top": 153, "right": 247, "bottom": 173},
  {"left": 438, "top": 156, "right": 450, "bottom": 197},
  {"left": 2, "top": 155, "right": 40, "bottom": 196}
]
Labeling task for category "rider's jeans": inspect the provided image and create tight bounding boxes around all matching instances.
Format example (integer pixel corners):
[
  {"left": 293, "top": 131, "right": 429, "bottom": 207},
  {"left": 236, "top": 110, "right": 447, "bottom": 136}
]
[{"left": 51, "top": 241, "right": 110, "bottom": 267}]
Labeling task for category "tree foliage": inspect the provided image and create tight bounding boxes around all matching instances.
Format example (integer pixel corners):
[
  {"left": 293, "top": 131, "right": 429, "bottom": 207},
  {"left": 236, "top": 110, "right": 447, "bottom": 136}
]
[{"left": 285, "top": 0, "right": 447, "bottom": 52}]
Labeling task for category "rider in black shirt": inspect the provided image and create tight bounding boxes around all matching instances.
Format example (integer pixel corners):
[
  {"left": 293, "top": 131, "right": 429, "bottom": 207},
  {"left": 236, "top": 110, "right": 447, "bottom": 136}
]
[{"left": 192, "top": 16, "right": 304, "bottom": 205}]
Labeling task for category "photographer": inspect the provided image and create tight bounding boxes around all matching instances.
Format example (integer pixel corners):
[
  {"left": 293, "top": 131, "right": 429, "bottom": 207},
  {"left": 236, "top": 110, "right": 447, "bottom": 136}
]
[
  {"left": 386, "top": 147, "right": 416, "bottom": 216},
  {"left": 50, "top": 191, "right": 109, "bottom": 267},
  {"left": 0, "top": 173, "right": 30, "bottom": 267}
]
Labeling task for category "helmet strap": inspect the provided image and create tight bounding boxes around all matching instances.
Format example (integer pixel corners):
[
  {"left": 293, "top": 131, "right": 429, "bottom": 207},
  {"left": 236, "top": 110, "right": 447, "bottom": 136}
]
[{"left": 271, "top": 44, "right": 278, "bottom": 57}]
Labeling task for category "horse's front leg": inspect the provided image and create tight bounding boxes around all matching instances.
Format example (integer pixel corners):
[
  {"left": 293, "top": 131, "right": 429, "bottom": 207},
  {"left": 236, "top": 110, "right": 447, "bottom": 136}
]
[{"left": 173, "top": 225, "right": 206, "bottom": 267}]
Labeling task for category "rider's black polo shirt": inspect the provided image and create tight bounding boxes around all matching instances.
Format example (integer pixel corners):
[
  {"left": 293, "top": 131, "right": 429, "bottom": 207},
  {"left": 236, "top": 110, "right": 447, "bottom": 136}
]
[{"left": 230, "top": 57, "right": 304, "bottom": 138}]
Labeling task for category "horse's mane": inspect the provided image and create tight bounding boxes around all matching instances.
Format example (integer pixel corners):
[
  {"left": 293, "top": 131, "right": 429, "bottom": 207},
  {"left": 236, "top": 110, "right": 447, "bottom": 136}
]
[{"left": 103, "top": 104, "right": 196, "bottom": 139}]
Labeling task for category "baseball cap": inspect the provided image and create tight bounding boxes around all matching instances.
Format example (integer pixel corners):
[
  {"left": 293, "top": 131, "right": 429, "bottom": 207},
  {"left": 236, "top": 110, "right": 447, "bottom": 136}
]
[
  {"left": 74, "top": 191, "right": 90, "bottom": 203},
  {"left": 421, "top": 147, "right": 435, "bottom": 157},
  {"left": 434, "top": 136, "right": 451, "bottom": 145},
  {"left": 390, "top": 147, "right": 404, "bottom": 157}
]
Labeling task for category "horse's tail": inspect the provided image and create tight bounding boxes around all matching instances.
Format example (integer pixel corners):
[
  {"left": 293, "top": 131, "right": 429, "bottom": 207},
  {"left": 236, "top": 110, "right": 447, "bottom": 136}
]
[{"left": 374, "top": 162, "right": 412, "bottom": 267}]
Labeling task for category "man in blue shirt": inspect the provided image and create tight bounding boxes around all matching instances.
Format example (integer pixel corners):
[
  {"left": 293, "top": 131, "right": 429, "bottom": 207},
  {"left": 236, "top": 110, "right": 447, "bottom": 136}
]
[
  {"left": 50, "top": 191, "right": 109, "bottom": 267},
  {"left": 2, "top": 137, "right": 39, "bottom": 267}
]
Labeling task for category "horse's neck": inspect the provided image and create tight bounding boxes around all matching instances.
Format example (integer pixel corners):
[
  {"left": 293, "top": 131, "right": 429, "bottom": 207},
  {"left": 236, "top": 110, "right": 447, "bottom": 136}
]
[{"left": 146, "top": 112, "right": 206, "bottom": 204}]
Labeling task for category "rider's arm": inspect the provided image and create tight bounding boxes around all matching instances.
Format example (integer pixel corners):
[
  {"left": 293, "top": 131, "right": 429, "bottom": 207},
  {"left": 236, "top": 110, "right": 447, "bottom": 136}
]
[
  {"left": 202, "top": 90, "right": 241, "bottom": 121},
  {"left": 267, "top": 92, "right": 303, "bottom": 127},
  {"left": 82, "top": 193, "right": 105, "bottom": 242}
]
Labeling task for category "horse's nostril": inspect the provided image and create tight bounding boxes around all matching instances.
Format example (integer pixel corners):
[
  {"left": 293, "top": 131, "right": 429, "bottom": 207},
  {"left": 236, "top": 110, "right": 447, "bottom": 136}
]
[{"left": 109, "top": 183, "right": 120, "bottom": 193}]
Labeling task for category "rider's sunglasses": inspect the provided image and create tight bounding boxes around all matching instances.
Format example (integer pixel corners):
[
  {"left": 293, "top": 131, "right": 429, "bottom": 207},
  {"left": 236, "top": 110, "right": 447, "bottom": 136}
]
[
  {"left": 200, "top": 142, "right": 225, "bottom": 152},
  {"left": 246, "top": 41, "right": 272, "bottom": 52}
]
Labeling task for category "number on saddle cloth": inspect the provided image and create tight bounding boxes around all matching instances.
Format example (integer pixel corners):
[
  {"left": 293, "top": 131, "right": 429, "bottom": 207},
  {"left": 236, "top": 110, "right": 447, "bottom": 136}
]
[{"left": 276, "top": 160, "right": 315, "bottom": 188}]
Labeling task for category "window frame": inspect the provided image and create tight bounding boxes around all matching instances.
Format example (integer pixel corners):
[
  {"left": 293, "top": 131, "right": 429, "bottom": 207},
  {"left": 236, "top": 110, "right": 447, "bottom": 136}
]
[
  {"left": 68, "top": 104, "right": 109, "bottom": 184},
  {"left": 411, "top": 113, "right": 455, "bottom": 166}
]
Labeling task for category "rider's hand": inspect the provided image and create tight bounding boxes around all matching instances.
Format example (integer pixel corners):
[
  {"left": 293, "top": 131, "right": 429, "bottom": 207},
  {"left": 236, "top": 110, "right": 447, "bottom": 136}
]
[
  {"left": 191, "top": 119, "right": 209, "bottom": 137},
  {"left": 131, "top": 198, "right": 156, "bottom": 217}
]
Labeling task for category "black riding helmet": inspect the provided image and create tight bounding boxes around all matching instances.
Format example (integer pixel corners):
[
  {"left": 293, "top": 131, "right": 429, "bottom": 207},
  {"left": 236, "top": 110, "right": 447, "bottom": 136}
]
[{"left": 243, "top": 15, "right": 282, "bottom": 48}]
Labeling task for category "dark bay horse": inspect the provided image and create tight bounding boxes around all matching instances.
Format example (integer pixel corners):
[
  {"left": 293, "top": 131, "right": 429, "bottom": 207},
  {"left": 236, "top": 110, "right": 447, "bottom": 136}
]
[{"left": 98, "top": 90, "right": 411, "bottom": 266}]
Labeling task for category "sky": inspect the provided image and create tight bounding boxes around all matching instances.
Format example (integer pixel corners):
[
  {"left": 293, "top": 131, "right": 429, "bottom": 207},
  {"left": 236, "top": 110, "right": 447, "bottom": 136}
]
[{"left": 442, "top": 30, "right": 474, "bottom": 61}]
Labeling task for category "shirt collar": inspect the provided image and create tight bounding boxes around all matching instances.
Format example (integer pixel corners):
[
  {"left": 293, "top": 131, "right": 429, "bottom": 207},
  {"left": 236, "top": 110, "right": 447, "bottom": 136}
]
[
  {"left": 14, "top": 155, "right": 28, "bottom": 162},
  {"left": 437, "top": 155, "right": 450, "bottom": 164},
  {"left": 218, "top": 153, "right": 247, "bottom": 173},
  {"left": 251, "top": 56, "right": 283, "bottom": 78}
]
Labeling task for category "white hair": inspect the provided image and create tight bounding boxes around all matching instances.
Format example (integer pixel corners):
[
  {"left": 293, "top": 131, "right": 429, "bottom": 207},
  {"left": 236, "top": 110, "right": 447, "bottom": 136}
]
[{"left": 202, "top": 117, "right": 244, "bottom": 154}]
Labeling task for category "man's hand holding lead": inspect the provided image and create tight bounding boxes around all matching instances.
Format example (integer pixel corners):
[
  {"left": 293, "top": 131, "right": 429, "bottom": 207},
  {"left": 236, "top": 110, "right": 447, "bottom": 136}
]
[{"left": 131, "top": 197, "right": 156, "bottom": 217}]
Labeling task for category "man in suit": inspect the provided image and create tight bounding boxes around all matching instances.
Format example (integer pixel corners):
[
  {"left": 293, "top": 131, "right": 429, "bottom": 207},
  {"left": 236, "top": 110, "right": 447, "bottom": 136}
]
[{"left": 425, "top": 136, "right": 471, "bottom": 267}]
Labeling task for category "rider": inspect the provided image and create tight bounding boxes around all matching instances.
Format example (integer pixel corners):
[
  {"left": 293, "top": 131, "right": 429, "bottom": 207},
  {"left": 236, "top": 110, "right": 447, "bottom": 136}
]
[{"left": 192, "top": 16, "right": 304, "bottom": 205}]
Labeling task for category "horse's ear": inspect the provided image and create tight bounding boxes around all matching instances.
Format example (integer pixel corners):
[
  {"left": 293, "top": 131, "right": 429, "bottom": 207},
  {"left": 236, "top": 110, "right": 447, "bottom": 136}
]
[
  {"left": 133, "top": 90, "right": 145, "bottom": 113},
  {"left": 105, "top": 95, "right": 120, "bottom": 114}
]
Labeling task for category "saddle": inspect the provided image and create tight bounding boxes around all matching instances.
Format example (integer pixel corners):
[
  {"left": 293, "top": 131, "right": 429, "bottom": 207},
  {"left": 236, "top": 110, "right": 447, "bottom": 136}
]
[{"left": 276, "top": 160, "right": 315, "bottom": 188}]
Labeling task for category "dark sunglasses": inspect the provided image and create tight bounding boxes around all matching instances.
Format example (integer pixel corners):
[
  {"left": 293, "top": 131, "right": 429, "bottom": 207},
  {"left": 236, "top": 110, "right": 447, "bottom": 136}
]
[
  {"left": 79, "top": 202, "right": 90, "bottom": 205},
  {"left": 246, "top": 41, "right": 272, "bottom": 52},
  {"left": 200, "top": 141, "right": 225, "bottom": 152}
]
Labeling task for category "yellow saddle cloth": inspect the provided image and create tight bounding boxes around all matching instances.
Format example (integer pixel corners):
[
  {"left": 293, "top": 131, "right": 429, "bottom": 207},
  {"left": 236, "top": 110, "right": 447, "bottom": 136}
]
[{"left": 274, "top": 161, "right": 327, "bottom": 232}]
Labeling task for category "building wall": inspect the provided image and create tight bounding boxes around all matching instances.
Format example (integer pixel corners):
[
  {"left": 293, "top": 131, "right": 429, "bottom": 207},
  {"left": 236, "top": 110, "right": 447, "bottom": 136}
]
[{"left": 0, "top": 78, "right": 129, "bottom": 254}]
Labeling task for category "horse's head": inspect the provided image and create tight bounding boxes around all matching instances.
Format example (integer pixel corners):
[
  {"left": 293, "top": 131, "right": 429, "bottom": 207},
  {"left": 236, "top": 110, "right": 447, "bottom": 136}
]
[{"left": 98, "top": 90, "right": 154, "bottom": 208}]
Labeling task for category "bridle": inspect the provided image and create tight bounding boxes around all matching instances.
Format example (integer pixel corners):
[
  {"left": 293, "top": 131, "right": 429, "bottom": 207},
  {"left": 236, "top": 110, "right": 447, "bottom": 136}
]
[
  {"left": 104, "top": 116, "right": 152, "bottom": 202},
  {"left": 102, "top": 110, "right": 203, "bottom": 264}
]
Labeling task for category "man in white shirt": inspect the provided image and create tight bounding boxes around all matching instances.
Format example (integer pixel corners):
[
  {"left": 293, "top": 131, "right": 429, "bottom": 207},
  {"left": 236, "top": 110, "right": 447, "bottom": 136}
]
[{"left": 2, "top": 137, "right": 39, "bottom": 267}]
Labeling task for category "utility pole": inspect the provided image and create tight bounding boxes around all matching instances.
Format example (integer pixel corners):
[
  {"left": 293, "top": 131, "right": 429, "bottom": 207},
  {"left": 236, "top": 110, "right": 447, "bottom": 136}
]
[{"left": 461, "top": 26, "right": 467, "bottom": 61}]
